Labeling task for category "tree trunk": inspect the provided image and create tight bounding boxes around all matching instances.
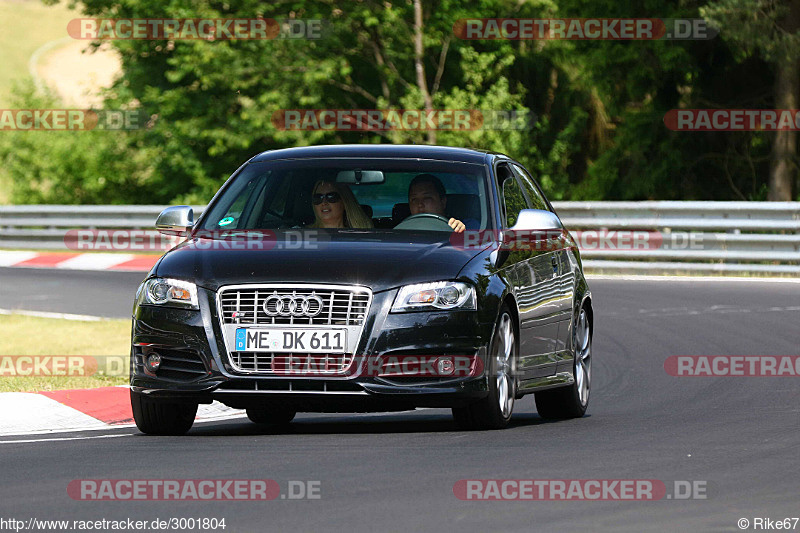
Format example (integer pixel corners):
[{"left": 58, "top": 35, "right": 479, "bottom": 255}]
[
  {"left": 768, "top": 56, "right": 798, "bottom": 200},
  {"left": 768, "top": 2, "right": 800, "bottom": 201}
]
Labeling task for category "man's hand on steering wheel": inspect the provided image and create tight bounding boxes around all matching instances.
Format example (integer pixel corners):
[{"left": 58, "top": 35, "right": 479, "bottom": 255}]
[
  {"left": 448, "top": 218, "right": 465, "bottom": 233},
  {"left": 395, "top": 213, "right": 465, "bottom": 232}
]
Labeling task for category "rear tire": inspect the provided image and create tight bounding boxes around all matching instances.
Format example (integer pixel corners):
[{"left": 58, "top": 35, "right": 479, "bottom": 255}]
[
  {"left": 534, "top": 306, "right": 591, "bottom": 419},
  {"left": 246, "top": 407, "right": 296, "bottom": 425},
  {"left": 452, "top": 307, "right": 517, "bottom": 430},
  {"left": 130, "top": 390, "right": 197, "bottom": 435}
]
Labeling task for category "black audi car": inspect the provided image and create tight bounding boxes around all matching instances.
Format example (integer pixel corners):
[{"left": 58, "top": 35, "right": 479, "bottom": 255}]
[{"left": 131, "top": 144, "right": 593, "bottom": 434}]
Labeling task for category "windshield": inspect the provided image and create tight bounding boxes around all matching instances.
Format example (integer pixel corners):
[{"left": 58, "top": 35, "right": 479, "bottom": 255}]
[{"left": 199, "top": 158, "right": 492, "bottom": 233}]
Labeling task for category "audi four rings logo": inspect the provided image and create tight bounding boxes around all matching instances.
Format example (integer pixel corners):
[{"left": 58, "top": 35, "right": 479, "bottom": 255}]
[{"left": 263, "top": 294, "right": 324, "bottom": 317}]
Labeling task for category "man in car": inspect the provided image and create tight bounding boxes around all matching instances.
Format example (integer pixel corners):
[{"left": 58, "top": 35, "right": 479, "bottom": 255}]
[{"left": 406, "top": 173, "right": 476, "bottom": 233}]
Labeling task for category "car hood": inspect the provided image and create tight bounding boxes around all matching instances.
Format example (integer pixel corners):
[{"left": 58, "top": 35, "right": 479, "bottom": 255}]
[{"left": 155, "top": 230, "right": 488, "bottom": 293}]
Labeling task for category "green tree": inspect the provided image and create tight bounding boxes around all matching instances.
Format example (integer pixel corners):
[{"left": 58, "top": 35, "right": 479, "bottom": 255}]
[
  {"left": 16, "top": 0, "right": 786, "bottom": 204},
  {"left": 0, "top": 80, "right": 157, "bottom": 204},
  {"left": 53, "top": 0, "right": 541, "bottom": 202},
  {"left": 701, "top": 0, "right": 800, "bottom": 200}
]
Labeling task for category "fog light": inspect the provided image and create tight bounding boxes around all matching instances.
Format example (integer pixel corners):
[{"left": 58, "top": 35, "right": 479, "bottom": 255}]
[
  {"left": 437, "top": 358, "right": 455, "bottom": 376},
  {"left": 146, "top": 352, "right": 162, "bottom": 372}
]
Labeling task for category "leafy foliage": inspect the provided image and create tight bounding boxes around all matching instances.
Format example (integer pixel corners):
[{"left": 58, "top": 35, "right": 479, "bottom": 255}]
[
  {"left": 3, "top": 0, "right": 796, "bottom": 203},
  {"left": 0, "top": 80, "right": 157, "bottom": 204}
]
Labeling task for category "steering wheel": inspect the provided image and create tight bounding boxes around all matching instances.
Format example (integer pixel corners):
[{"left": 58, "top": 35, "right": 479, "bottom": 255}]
[{"left": 394, "top": 213, "right": 453, "bottom": 231}]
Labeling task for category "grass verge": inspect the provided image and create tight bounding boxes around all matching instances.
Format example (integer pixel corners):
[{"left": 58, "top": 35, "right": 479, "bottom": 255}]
[
  {"left": 0, "top": 0, "right": 76, "bottom": 108},
  {"left": 0, "top": 313, "right": 130, "bottom": 392},
  {"left": 0, "top": 0, "right": 79, "bottom": 204}
]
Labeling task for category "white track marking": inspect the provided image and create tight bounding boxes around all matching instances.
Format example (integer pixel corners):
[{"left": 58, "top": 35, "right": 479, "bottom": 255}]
[
  {"left": 0, "top": 393, "right": 109, "bottom": 435},
  {"left": 0, "top": 392, "right": 248, "bottom": 437},
  {"left": 0, "top": 251, "right": 38, "bottom": 266},
  {"left": 0, "top": 308, "right": 106, "bottom": 321},
  {"left": 0, "top": 433, "right": 133, "bottom": 444},
  {"left": 55, "top": 253, "right": 135, "bottom": 271}
]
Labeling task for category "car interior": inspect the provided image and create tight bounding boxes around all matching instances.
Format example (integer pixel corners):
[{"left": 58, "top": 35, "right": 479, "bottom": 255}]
[
  {"left": 207, "top": 168, "right": 488, "bottom": 231},
  {"left": 288, "top": 174, "right": 483, "bottom": 229}
]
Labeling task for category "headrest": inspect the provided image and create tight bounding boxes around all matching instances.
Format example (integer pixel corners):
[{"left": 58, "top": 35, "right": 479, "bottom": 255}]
[{"left": 392, "top": 202, "right": 411, "bottom": 223}]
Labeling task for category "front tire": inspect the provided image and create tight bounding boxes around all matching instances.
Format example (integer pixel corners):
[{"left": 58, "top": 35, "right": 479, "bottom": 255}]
[
  {"left": 130, "top": 390, "right": 197, "bottom": 435},
  {"left": 452, "top": 308, "right": 517, "bottom": 430},
  {"left": 534, "top": 306, "right": 591, "bottom": 419}
]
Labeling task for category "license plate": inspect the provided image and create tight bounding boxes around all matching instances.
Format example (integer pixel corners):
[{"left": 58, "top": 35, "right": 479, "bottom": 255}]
[{"left": 234, "top": 328, "right": 347, "bottom": 353}]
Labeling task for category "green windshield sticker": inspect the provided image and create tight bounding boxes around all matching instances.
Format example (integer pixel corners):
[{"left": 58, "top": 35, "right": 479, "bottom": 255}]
[{"left": 218, "top": 217, "right": 235, "bottom": 226}]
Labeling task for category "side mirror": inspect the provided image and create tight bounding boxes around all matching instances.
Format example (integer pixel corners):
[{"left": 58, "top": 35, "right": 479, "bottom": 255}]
[
  {"left": 155, "top": 205, "right": 194, "bottom": 236},
  {"left": 511, "top": 209, "right": 563, "bottom": 231},
  {"left": 493, "top": 209, "right": 565, "bottom": 267}
]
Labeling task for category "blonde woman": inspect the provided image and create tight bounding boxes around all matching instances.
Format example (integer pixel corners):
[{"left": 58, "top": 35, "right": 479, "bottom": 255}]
[{"left": 308, "top": 180, "right": 373, "bottom": 229}]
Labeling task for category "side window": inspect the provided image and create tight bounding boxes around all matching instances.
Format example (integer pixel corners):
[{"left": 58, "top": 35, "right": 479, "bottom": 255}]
[
  {"left": 214, "top": 176, "right": 264, "bottom": 229},
  {"left": 223, "top": 190, "right": 250, "bottom": 222},
  {"left": 511, "top": 164, "right": 548, "bottom": 211},
  {"left": 498, "top": 164, "right": 526, "bottom": 228}
]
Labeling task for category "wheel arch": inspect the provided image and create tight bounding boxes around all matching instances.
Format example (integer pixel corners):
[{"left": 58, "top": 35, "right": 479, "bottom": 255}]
[
  {"left": 501, "top": 291, "right": 520, "bottom": 337},
  {"left": 582, "top": 294, "right": 594, "bottom": 338}
]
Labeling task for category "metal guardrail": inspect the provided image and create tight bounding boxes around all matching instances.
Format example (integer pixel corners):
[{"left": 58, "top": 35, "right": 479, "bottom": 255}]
[
  {"left": 553, "top": 201, "right": 800, "bottom": 275},
  {"left": 0, "top": 202, "right": 798, "bottom": 275},
  {"left": 0, "top": 205, "right": 205, "bottom": 252}
]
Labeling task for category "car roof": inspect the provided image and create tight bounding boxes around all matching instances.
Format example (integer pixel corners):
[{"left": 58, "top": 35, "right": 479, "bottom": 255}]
[{"left": 249, "top": 144, "right": 503, "bottom": 164}]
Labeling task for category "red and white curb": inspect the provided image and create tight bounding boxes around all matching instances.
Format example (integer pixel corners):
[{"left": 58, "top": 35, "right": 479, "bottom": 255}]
[
  {"left": 0, "top": 386, "right": 245, "bottom": 436},
  {"left": 0, "top": 251, "right": 158, "bottom": 272}
]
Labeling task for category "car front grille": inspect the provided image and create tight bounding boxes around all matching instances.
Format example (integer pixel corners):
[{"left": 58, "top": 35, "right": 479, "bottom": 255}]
[
  {"left": 228, "top": 352, "right": 355, "bottom": 375},
  {"left": 219, "top": 286, "right": 370, "bottom": 326}
]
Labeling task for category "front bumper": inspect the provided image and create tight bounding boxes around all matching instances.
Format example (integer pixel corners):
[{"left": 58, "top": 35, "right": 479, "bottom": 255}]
[{"left": 131, "top": 286, "right": 493, "bottom": 410}]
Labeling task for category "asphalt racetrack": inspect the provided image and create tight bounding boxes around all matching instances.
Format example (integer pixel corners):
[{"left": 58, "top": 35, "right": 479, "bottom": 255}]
[{"left": 1, "top": 268, "right": 798, "bottom": 532}]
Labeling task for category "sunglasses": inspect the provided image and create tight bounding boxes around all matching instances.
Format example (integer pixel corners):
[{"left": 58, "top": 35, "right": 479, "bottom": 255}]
[{"left": 312, "top": 192, "right": 342, "bottom": 205}]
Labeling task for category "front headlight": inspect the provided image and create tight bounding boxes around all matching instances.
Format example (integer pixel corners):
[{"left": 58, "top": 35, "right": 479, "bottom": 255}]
[
  {"left": 391, "top": 281, "right": 476, "bottom": 312},
  {"left": 135, "top": 278, "right": 199, "bottom": 309}
]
